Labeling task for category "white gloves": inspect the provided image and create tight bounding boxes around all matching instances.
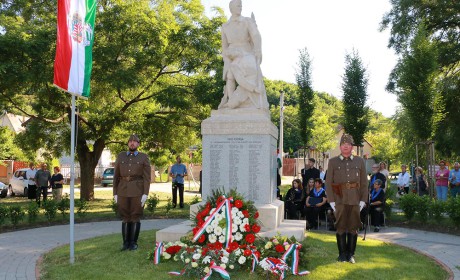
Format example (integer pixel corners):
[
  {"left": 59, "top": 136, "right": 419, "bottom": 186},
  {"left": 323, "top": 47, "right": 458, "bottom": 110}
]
[
  {"left": 330, "top": 202, "right": 336, "bottom": 212},
  {"left": 114, "top": 195, "right": 118, "bottom": 203},
  {"left": 141, "top": 194, "right": 148, "bottom": 207},
  {"left": 359, "top": 201, "right": 366, "bottom": 211}
]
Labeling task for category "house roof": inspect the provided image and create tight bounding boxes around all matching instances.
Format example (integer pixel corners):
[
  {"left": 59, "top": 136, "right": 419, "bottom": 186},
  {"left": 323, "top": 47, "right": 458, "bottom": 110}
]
[{"left": 0, "top": 112, "right": 29, "bottom": 134}]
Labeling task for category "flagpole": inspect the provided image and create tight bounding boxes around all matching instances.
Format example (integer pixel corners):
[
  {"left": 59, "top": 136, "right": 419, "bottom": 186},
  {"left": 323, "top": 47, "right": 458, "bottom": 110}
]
[{"left": 70, "top": 93, "right": 76, "bottom": 264}]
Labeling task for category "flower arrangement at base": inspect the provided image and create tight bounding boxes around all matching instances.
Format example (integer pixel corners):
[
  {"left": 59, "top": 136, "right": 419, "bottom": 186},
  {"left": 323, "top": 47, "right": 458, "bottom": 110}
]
[{"left": 149, "top": 189, "right": 309, "bottom": 279}]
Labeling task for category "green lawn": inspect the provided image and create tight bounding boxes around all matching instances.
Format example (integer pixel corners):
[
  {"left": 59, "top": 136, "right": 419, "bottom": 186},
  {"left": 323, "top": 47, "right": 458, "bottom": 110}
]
[{"left": 39, "top": 231, "right": 448, "bottom": 280}]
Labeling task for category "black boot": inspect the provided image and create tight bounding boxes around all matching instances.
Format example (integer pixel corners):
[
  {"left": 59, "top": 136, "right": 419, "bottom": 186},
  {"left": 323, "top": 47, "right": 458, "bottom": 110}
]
[
  {"left": 346, "top": 232, "right": 358, "bottom": 264},
  {"left": 121, "top": 222, "right": 131, "bottom": 251},
  {"left": 336, "top": 233, "right": 347, "bottom": 262},
  {"left": 129, "top": 222, "right": 141, "bottom": 251}
]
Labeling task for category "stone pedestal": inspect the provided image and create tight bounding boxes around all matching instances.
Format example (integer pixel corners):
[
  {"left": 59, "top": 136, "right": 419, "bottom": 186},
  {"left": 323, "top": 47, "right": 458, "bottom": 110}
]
[{"left": 156, "top": 108, "right": 305, "bottom": 242}]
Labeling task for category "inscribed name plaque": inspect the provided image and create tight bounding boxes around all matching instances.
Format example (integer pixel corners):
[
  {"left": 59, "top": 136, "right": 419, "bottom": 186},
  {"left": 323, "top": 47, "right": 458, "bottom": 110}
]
[{"left": 202, "top": 134, "right": 277, "bottom": 204}]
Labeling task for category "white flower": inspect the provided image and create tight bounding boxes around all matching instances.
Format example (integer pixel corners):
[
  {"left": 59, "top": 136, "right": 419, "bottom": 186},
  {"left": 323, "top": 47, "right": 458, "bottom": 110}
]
[
  {"left": 202, "top": 256, "right": 211, "bottom": 264},
  {"left": 234, "top": 232, "right": 243, "bottom": 241},
  {"left": 234, "top": 249, "right": 242, "bottom": 256},
  {"left": 264, "top": 242, "right": 273, "bottom": 249},
  {"left": 237, "top": 211, "right": 244, "bottom": 218},
  {"left": 208, "top": 234, "right": 217, "bottom": 243},
  {"left": 215, "top": 213, "right": 222, "bottom": 221},
  {"left": 221, "top": 256, "right": 229, "bottom": 264},
  {"left": 204, "top": 267, "right": 210, "bottom": 273},
  {"left": 210, "top": 208, "right": 216, "bottom": 214},
  {"left": 192, "top": 262, "right": 198, "bottom": 268},
  {"left": 162, "top": 252, "right": 171, "bottom": 259},
  {"left": 220, "top": 263, "right": 227, "bottom": 269},
  {"left": 231, "top": 207, "right": 239, "bottom": 214},
  {"left": 214, "top": 226, "right": 223, "bottom": 236},
  {"left": 192, "top": 253, "right": 201, "bottom": 260},
  {"left": 234, "top": 217, "right": 242, "bottom": 225},
  {"left": 273, "top": 239, "right": 279, "bottom": 245},
  {"left": 232, "top": 224, "right": 238, "bottom": 233},
  {"left": 218, "top": 235, "right": 226, "bottom": 243},
  {"left": 239, "top": 224, "right": 246, "bottom": 232},
  {"left": 174, "top": 254, "right": 180, "bottom": 261},
  {"left": 222, "top": 250, "right": 229, "bottom": 257},
  {"left": 206, "top": 225, "right": 213, "bottom": 233},
  {"left": 211, "top": 219, "right": 219, "bottom": 228},
  {"left": 221, "top": 206, "right": 226, "bottom": 213},
  {"left": 238, "top": 256, "right": 246, "bottom": 264},
  {"left": 229, "top": 264, "right": 234, "bottom": 269},
  {"left": 243, "top": 218, "right": 249, "bottom": 224},
  {"left": 185, "top": 258, "right": 191, "bottom": 264},
  {"left": 285, "top": 244, "right": 290, "bottom": 250}
]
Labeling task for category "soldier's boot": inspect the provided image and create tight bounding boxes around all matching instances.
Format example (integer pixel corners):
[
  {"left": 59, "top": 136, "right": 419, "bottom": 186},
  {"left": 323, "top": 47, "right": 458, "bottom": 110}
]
[
  {"left": 336, "top": 233, "right": 347, "bottom": 262},
  {"left": 121, "top": 222, "right": 131, "bottom": 251},
  {"left": 129, "top": 222, "right": 141, "bottom": 251},
  {"left": 346, "top": 232, "right": 358, "bottom": 264}
]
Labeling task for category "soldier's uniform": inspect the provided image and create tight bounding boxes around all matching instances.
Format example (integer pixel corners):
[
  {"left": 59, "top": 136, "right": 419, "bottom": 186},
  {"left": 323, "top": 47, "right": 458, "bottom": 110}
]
[
  {"left": 325, "top": 134, "right": 368, "bottom": 263},
  {"left": 113, "top": 134, "right": 151, "bottom": 250}
]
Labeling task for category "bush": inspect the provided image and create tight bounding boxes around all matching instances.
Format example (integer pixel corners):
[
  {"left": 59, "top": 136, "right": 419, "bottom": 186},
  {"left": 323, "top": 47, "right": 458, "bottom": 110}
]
[
  {"left": 8, "top": 205, "right": 25, "bottom": 226},
  {"left": 27, "top": 202, "right": 40, "bottom": 223},
  {"left": 58, "top": 195, "right": 71, "bottom": 218},
  {"left": 75, "top": 199, "right": 89, "bottom": 218},
  {"left": 43, "top": 199, "right": 58, "bottom": 222},
  {"left": 190, "top": 195, "right": 201, "bottom": 205},
  {"left": 384, "top": 198, "right": 394, "bottom": 219},
  {"left": 446, "top": 197, "right": 460, "bottom": 226},
  {"left": 415, "top": 195, "right": 430, "bottom": 222},
  {"left": 0, "top": 204, "right": 8, "bottom": 226},
  {"left": 146, "top": 194, "right": 160, "bottom": 214},
  {"left": 429, "top": 199, "right": 445, "bottom": 222},
  {"left": 385, "top": 186, "right": 397, "bottom": 200},
  {"left": 399, "top": 193, "right": 418, "bottom": 221},
  {"left": 165, "top": 197, "right": 173, "bottom": 214}
]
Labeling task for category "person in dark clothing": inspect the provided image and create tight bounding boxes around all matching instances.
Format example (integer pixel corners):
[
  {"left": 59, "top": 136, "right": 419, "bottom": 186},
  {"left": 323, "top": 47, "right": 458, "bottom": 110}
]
[
  {"left": 284, "top": 179, "right": 304, "bottom": 219},
  {"left": 369, "top": 164, "right": 387, "bottom": 190},
  {"left": 305, "top": 178, "right": 327, "bottom": 229},
  {"left": 301, "top": 158, "right": 320, "bottom": 189},
  {"left": 412, "top": 166, "right": 429, "bottom": 196},
  {"left": 367, "top": 179, "right": 385, "bottom": 232},
  {"left": 276, "top": 168, "right": 282, "bottom": 200}
]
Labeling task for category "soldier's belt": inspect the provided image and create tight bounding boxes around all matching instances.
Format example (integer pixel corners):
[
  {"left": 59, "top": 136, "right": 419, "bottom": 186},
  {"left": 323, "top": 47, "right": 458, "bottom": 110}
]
[
  {"left": 331, "top": 182, "right": 359, "bottom": 198},
  {"left": 119, "top": 176, "right": 143, "bottom": 182},
  {"left": 342, "top": 182, "right": 359, "bottom": 189}
]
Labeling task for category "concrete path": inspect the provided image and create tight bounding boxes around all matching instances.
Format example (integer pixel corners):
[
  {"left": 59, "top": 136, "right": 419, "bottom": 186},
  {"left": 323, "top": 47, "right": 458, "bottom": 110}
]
[{"left": 0, "top": 220, "right": 459, "bottom": 279}]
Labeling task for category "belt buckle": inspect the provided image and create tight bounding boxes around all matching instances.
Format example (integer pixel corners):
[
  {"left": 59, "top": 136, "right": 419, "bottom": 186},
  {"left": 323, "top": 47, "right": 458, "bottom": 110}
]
[{"left": 346, "top": 182, "right": 351, "bottom": 189}]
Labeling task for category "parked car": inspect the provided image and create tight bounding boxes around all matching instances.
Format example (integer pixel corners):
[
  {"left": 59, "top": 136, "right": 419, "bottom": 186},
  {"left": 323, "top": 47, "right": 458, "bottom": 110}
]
[
  {"left": 0, "top": 182, "right": 8, "bottom": 198},
  {"left": 9, "top": 168, "right": 30, "bottom": 197},
  {"left": 101, "top": 167, "right": 114, "bottom": 187}
]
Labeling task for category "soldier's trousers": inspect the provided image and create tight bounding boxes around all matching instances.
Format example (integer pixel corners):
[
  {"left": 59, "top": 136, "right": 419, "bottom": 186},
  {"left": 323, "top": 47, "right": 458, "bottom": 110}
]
[
  {"left": 335, "top": 204, "right": 361, "bottom": 234},
  {"left": 118, "top": 196, "right": 143, "bottom": 223}
]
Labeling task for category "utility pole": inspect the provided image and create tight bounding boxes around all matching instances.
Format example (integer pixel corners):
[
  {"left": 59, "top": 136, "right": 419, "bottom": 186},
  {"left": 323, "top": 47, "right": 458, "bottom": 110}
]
[{"left": 279, "top": 91, "right": 284, "bottom": 177}]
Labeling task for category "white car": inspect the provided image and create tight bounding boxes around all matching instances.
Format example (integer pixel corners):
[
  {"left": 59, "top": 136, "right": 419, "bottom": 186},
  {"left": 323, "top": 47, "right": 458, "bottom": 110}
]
[{"left": 9, "top": 168, "right": 30, "bottom": 197}]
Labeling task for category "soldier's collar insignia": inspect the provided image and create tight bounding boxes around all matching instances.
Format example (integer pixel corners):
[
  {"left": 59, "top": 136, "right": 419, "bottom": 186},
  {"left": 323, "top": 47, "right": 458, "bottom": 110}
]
[{"left": 339, "top": 154, "right": 354, "bottom": 161}]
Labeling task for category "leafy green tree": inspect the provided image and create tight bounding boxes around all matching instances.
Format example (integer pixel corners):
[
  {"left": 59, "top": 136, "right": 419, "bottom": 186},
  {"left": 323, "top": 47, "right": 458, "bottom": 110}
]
[
  {"left": 341, "top": 50, "right": 369, "bottom": 153},
  {"left": 0, "top": 127, "right": 25, "bottom": 160},
  {"left": 0, "top": 0, "right": 226, "bottom": 200},
  {"left": 295, "top": 48, "right": 314, "bottom": 161}
]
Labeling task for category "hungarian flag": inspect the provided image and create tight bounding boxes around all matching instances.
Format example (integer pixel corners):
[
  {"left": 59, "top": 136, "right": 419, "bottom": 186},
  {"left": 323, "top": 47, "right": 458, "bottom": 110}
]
[{"left": 54, "top": 0, "right": 97, "bottom": 98}]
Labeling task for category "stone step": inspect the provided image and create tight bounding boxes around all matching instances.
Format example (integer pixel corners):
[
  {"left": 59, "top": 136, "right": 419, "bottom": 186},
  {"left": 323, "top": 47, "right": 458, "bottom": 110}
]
[{"left": 156, "top": 220, "right": 192, "bottom": 243}]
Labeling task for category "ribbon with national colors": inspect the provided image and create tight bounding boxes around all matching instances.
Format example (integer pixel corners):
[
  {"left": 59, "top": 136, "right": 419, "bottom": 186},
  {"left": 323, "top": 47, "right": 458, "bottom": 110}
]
[
  {"left": 281, "top": 244, "right": 310, "bottom": 276},
  {"left": 153, "top": 242, "right": 164, "bottom": 264},
  {"left": 267, "top": 258, "right": 288, "bottom": 280},
  {"left": 251, "top": 250, "right": 259, "bottom": 273},
  {"left": 192, "top": 196, "right": 233, "bottom": 249},
  {"left": 168, "top": 270, "right": 185, "bottom": 276},
  {"left": 202, "top": 261, "right": 230, "bottom": 280}
]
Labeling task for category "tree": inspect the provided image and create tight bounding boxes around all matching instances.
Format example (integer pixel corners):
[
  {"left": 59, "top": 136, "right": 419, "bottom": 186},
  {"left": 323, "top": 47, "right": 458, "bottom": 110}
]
[
  {"left": 0, "top": 0, "right": 226, "bottom": 200},
  {"left": 295, "top": 48, "right": 314, "bottom": 161},
  {"left": 341, "top": 50, "right": 369, "bottom": 153},
  {"left": 0, "top": 127, "right": 25, "bottom": 160}
]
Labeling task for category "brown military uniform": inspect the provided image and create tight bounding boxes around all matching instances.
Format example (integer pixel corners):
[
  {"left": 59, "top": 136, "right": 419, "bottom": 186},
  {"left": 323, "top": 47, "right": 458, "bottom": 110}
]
[
  {"left": 325, "top": 155, "right": 368, "bottom": 233},
  {"left": 113, "top": 151, "right": 151, "bottom": 222}
]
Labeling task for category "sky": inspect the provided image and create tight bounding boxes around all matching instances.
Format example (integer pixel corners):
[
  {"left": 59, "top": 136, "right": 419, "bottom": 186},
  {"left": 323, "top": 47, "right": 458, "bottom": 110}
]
[{"left": 201, "top": 0, "right": 399, "bottom": 117}]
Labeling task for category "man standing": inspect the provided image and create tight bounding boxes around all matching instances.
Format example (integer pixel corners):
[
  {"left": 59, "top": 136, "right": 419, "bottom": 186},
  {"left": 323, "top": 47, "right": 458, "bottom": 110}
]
[
  {"left": 449, "top": 162, "right": 460, "bottom": 198},
  {"left": 34, "top": 163, "right": 51, "bottom": 206},
  {"left": 325, "top": 134, "right": 368, "bottom": 264},
  {"left": 170, "top": 155, "right": 187, "bottom": 208},
  {"left": 301, "top": 158, "right": 320, "bottom": 189},
  {"left": 397, "top": 164, "right": 411, "bottom": 194},
  {"left": 113, "top": 134, "right": 151, "bottom": 251},
  {"left": 26, "top": 162, "right": 37, "bottom": 201}
]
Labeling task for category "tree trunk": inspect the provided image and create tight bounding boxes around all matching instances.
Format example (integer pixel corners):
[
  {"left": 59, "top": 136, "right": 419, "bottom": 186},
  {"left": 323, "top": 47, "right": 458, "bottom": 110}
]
[{"left": 76, "top": 138, "right": 105, "bottom": 201}]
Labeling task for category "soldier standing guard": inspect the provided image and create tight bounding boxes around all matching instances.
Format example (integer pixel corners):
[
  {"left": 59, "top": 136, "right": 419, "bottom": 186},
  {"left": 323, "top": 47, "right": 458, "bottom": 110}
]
[
  {"left": 325, "top": 134, "right": 368, "bottom": 263},
  {"left": 113, "top": 134, "right": 151, "bottom": 251}
]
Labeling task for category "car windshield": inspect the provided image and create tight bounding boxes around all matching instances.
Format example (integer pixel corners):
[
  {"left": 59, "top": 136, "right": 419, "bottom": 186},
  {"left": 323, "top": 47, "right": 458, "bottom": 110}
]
[{"left": 104, "top": 168, "right": 114, "bottom": 175}]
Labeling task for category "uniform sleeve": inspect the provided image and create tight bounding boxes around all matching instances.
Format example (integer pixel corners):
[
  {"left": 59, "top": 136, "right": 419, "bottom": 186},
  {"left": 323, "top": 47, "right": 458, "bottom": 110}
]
[
  {"left": 113, "top": 155, "right": 120, "bottom": 196},
  {"left": 325, "top": 160, "right": 334, "bottom": 203},
  {"left": 360, "top": 158, "right": 369, "bottom": 202},
  {"left": 143, "top": 155, "right": 151, "bottom": 195}
]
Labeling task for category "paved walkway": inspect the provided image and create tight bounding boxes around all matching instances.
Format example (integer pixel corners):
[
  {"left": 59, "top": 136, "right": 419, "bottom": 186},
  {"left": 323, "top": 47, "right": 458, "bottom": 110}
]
[{"left": 0, "top": 220, "right": 459, "bottom": 279}]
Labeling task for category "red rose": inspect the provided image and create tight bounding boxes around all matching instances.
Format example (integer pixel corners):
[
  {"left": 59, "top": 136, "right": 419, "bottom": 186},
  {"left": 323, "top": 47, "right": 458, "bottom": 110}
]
[
  {"left": 198, "top": 235, "right": 206, "bottom": 243},
  {"left": 244, "top": 224, "right": 251, "bottom": 232},
  {"left": 252, "top": 224, "right": 261, "bottom": 233},
  {"left": 254, "top": 211, "right": 259, "bottom": 219},
  {"left": 201, "top": 247, "right": 209, "bottom": 256},
  {"left": 275, "top": 244, "right": 285, "bottom": 253},
  {"left": 242, "top": 210, "right": 249, "bottom": 218},
  {"left": 165, "top": 245, "right": 182, "bottom": 254},
  {"left": 206, "top": 202, "right": 211, "bottom": 209},
  {"left": 217, "top": 196, "right": 224, "bottom": 205},
  {"left": 268, "top": 257, "right": 281, "bottom": 264},
  {"left": 230, "top": 241, "right": 239, "bottom": 251},
  {"left": 244, "top": 249, "right": 252, "bottom": 256},
  {"left": 245, "top": 233, "right": 255, "bottom": 244},
  {"left": 234, "top": 200, "right": 243, "bottom": 208},
  {"left": 215, "top": 242, "right": 223, "bottom": 250},
  {"left": 254, "top": 250, "right": 261, "bottom": 259},
  {"left": 192, "top": 227, "right": 200, "bottom": 235}
]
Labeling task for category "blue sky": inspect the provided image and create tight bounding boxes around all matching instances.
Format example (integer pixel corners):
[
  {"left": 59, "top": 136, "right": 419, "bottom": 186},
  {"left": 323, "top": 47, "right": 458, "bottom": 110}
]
[{"left": 201, "top": 0, "right": 399, "bottom": 117}]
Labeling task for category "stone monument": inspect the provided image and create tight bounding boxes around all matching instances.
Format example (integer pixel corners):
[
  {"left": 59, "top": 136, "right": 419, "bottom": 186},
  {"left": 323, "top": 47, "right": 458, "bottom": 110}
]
[{"left": 156, "top": 0, "right": 304, "bottom": 242}]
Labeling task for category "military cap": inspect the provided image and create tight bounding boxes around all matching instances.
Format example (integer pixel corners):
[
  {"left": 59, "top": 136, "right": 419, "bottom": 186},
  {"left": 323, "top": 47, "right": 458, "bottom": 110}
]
[
  {"left": 128, "top": 134, "right": 140, "bottom": 143},
  {"left": 340, "top": 133, "right": 354, "bottom": 145}
]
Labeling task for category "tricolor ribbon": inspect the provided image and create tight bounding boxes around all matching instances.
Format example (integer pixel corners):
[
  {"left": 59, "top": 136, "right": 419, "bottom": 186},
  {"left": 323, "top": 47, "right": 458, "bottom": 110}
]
[
  {"left": 251, "top": 251, "right": 259, "bottom": 273},
  {"left": 202, "top": 261, "right": 231, "bottom": 280},
  {"left": 192, "top": 196, "right": 233, "bottom": 249},
  {"left": 267, "top": 258, "right": 288, "bottom": 280},
  {"left": 153, "top": 242, "right": 164, "bottom": 265},
  {"left": 281, "top": 244, "right": 310, "bottom": 276},
  {"left": 168, "top": 270, "right": 185, "bottom": 276}
]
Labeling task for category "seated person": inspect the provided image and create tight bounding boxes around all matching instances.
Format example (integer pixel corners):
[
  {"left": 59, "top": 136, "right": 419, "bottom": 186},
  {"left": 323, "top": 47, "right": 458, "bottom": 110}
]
[
  {"left": 305, "top": 178, "right": 327, "bottom": 229},
  {"left": 284, "top": 179, "right": 304, "bottom": 219},
  {"left": 362, "top": 179, "right": 385, "bottom": 232}
]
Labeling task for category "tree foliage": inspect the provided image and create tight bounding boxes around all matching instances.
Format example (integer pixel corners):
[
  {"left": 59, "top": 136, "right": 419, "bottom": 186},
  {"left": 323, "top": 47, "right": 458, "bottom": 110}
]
[
  {"left": 0, "top": 127, "right": 25, "bottom": 160},
  {"left": 341, "top": 50, "right": 369, "bottom": 148},
  {"left": 0, "top": 0, "right": 226, "bottom": 200}
]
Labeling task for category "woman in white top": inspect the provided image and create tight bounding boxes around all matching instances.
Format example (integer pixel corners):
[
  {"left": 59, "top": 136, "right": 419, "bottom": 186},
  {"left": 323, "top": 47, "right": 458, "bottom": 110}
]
[{"left": 379, "top": 162, "right": 389, "bottom": 188}]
